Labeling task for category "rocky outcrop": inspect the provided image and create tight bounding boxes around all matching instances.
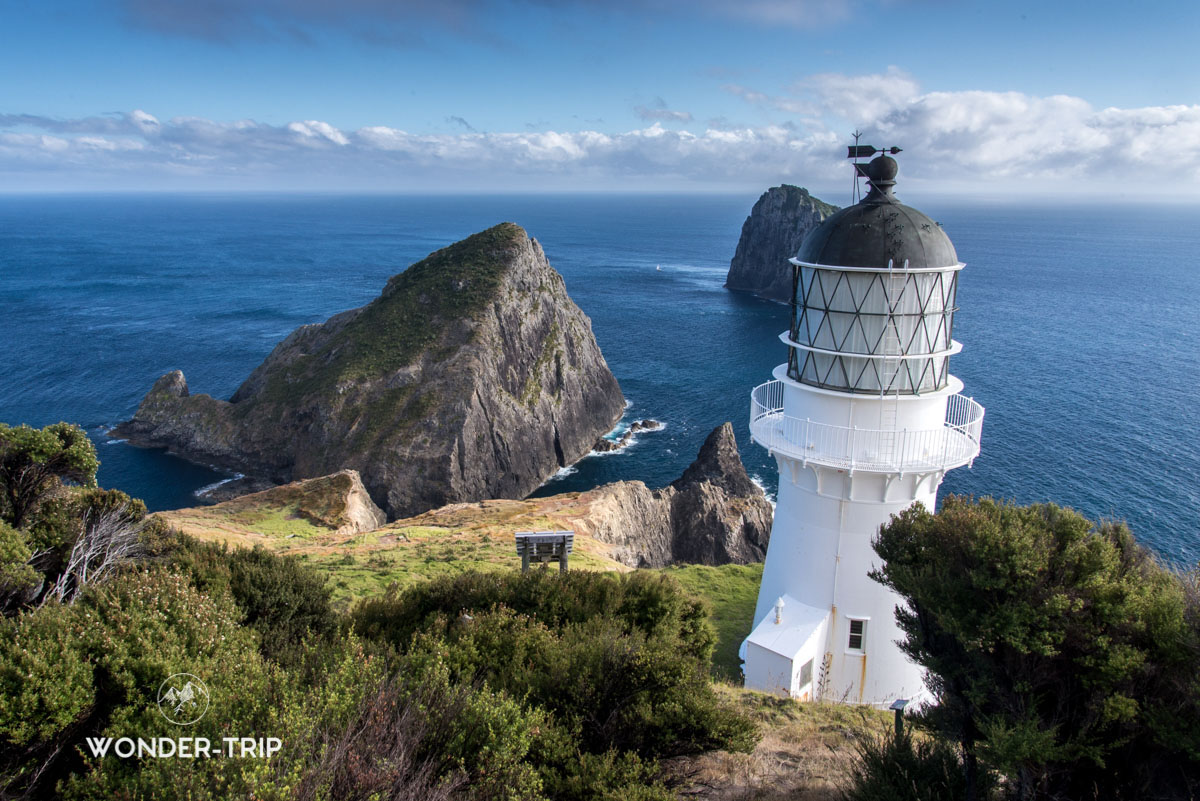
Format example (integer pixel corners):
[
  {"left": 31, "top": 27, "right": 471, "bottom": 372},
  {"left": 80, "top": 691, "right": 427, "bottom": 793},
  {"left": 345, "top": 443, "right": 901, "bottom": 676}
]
[
  {"left": 114, "top": 223, "right": 626, "bottom": 518},
  {"left": 572, "top": 423, "right": 772, "bottom": 567},
  {"left": 211, "top": 470, "right": 386, "bottom": 536},
  {"left": 725, "top": 185, "right": 838, "bottom": 302}
]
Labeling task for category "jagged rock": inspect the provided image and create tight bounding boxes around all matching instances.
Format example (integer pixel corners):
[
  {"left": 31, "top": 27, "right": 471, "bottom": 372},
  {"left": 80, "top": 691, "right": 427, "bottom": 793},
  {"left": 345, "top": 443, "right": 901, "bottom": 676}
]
[
  {"left": 573, "top": 423, "right": 772, "bottom": 567},
  {"left": 725, "top": 185, "right": 838, "bottom": 302},
  {"left": 114, "top": 223, "right": 626, "bottom": 518}
]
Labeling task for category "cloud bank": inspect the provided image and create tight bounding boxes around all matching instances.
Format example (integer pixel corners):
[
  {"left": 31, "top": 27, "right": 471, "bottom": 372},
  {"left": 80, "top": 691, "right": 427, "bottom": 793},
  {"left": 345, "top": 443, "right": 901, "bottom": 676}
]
[{"left": 3, "top": 73, "right": 1198, "bottom": 195}]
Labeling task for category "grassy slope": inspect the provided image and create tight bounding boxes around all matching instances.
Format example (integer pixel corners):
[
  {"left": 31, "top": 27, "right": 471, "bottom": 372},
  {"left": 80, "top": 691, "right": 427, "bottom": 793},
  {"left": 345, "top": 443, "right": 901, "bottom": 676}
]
[
  {"left": 667, "top": 686, "right": 890, "bottom": 801},
  {"left": 158, "top": 493, "right": 629, "bottom": 608},
  {"left": 157, "top": 494, "right": 764, "bottom": 673},
  {"left": 665, "top": 563, "right": 762, "bottom": 680}
]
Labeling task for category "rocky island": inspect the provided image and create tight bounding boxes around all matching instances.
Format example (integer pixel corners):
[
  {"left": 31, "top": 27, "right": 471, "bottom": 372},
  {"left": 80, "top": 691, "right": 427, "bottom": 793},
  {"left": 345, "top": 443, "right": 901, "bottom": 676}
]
[
  {"left": 114, "top": 223, "right": 626, "bottom": 518},
  {"left": 724, "top": 185, "right": 838, "bottom": 302}
]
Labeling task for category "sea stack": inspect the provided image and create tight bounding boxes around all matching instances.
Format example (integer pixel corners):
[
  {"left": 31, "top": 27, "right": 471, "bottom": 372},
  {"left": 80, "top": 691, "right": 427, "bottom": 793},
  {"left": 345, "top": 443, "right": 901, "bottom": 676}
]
[
  {"left": 573, "top": 422, "right": 772, "bottom": 568},
  {"left": 725, "top": 185, "right": 838, "bottom": 302},
  {"left": 114, "top": 223, "right": 626, "bottom": 518}
]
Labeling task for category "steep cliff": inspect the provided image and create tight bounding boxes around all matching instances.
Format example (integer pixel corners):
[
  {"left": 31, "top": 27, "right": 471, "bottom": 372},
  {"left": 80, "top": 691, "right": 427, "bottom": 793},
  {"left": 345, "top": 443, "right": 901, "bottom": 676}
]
[
  {"left": 572, "top": 423, "right": 772, "bottom": 568},
  {"left": 115, "top": 223, "right": 626, "bottom": 518},
  {"left": 725, "top": 185, "right": 838, "bottom": 302}
]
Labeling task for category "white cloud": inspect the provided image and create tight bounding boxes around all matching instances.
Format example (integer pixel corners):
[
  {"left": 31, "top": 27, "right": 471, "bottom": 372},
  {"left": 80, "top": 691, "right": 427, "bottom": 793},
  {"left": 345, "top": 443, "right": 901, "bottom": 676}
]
[
  {"left": 286, "top": 120, "right": 350, "bottom": 146},
  {"left": 2, "top": 86, "right": 1199, "bottom": 195}
]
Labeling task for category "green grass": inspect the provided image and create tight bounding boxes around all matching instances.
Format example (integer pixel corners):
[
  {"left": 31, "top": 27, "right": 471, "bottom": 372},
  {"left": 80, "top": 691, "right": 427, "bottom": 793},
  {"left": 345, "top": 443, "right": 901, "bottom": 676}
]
[
  {"left": 298, "top": 529, "right": 626, "bottom": 608},
  {"left": 663, "top": 562, "right": 763, "bottom": 680},
  {"left": 226, "top": 504, "right": 329, "bottom": 539}
]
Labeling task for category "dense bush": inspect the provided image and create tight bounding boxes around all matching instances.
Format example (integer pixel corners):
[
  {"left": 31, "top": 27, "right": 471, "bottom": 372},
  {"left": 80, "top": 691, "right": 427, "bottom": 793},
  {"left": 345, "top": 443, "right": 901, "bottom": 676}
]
[
  {"left": 0, "top": 420, "right": 754, "bottom": 801},
  {"left": 353, "top": 568, "right": 716, "bottom": 662},
  {"left": 161, "top": 536, "right": 339, "bottom": 664},
  {"left": 353, "top": 569, "right": 754, "bottom": 799},
  {"left": 872, "top": 497, "right": 1200, "bottom": 801}
]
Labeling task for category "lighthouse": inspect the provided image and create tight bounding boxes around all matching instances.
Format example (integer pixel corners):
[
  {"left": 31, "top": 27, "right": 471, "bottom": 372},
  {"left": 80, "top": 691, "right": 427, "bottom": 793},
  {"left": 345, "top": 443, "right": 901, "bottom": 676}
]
[{"left": 740, "top": 148, "right": 984, "bottom": 705}]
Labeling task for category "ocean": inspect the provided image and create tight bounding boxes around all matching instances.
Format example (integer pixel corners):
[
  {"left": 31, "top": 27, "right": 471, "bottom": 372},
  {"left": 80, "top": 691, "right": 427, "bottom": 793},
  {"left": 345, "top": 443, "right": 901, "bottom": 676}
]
[{"left": 2, "top": 193, "right": 1197, "bottom": 563}]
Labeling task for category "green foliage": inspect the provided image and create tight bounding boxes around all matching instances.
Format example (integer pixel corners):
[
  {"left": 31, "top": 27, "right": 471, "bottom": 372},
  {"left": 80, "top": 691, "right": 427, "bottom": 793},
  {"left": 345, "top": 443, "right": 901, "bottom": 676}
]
[
  {"left": 164, "top": 535, "right": 339, "bottom": 664},
  {"left": 845, "top": 727, "right": 983, "bottom": 801},
  {"left": 538, "top": 748, "right": 673, "bottom": 801},
  {"left": 0, "top": 568, "right": 270, "bottom": 797},
  {"left": 353, "top": 568, "right": 756, "bottom": 800},
  {"left": 664, "top": 563, "right": 762, "bottom": 679},
  {"left": 0, "top": 521, "right": 40, "bottom": 610},
  {"left": 353, "top": 568, "right": 716, "bottom": 664},
  {"left": 0, "top": 422, "right": 99, "bottom": 530},
  {"left": 873, "top": 497, "right": 1200, "bottom": 800}
]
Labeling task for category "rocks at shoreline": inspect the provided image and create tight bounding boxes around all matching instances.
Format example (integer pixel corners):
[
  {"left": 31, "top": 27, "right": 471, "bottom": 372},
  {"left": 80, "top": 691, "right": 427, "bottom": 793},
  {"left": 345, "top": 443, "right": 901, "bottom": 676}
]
[
  {"left": 590, "top": 419, "right": 663, "bottom": 453},
  {"left": 725, "top": 185, "right": 838, "bottom": 303},
  {"left": 114, "top": 223, "right": 626, "bottom": 519}
]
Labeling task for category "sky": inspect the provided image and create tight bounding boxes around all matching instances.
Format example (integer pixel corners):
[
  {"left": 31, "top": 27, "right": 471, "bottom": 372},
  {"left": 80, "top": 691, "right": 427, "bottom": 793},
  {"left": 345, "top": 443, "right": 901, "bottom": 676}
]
[{"left": 1, "top": 0, "right": 1198, "bottom": 196}]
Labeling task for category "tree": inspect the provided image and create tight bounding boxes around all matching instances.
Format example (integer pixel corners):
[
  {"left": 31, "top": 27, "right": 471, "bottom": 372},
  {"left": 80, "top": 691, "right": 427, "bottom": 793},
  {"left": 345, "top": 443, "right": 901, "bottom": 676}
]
[
  {"left": 872, "top": 497, "right": 1200, "bottom": 801},
  {"left": 0, "top": 423, "right": 98, "bottom": 530}
]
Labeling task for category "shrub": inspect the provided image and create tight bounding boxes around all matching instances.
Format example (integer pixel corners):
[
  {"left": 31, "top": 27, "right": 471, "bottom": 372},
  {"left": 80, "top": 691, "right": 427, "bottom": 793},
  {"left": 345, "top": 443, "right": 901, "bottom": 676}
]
[
  {"left": 358, "top": 569, "right": 756, "bottom": 765},
  {"left": 873, "top": 497, "right": 1200, "bottom": 800},
  {"left": 353, "top": 569, "right": 715, "bottom": 663},
  {"left": 0, "top": 521, "right": 41, "bottom": 612},
  {"left": 163, "top": 535, "right": 338, "bottom": 664},
  {"left": 0, "top": 567, "right": 272, "bottom": 799},
  {"left": 845, "top": 727, "right": 985, "bottom": 801}
]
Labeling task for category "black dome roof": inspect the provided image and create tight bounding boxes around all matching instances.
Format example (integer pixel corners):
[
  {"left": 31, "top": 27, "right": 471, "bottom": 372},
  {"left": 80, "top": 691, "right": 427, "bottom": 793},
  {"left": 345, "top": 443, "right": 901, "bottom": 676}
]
[{"left": 796, "top": 156, "right": 958, "bottom": 270}]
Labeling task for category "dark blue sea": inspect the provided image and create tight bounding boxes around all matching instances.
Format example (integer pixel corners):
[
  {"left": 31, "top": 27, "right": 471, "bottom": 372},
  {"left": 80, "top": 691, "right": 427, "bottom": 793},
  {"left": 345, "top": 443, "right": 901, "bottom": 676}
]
[{"left": 2, "top": 194, "right": 1198, "bottom": 563}]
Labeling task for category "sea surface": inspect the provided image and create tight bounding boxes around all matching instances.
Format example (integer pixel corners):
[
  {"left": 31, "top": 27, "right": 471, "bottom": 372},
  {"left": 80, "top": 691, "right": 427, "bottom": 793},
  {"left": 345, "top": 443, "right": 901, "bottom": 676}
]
[{"left": 2, "top": 194, "right": 1198, "bottom": 563}]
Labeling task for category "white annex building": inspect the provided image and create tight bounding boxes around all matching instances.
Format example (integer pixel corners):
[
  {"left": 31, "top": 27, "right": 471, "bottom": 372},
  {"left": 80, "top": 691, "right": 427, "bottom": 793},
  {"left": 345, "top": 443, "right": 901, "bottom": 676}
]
[{"left": 740, "top": 149, "right": 985, "bottom": 706}]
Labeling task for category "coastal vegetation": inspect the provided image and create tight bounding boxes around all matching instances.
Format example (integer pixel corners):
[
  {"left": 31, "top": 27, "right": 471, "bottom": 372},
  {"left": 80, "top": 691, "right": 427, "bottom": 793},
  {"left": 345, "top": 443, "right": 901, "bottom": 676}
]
[
  {"left": 4, "top": 422, "right": 1200, "bottom": 799},
  {"left": 0, "top": 423, "right": 765, "bottom": 799},
  {"left": 856, "top": 497, "right": 1200, "bottom": 800}
]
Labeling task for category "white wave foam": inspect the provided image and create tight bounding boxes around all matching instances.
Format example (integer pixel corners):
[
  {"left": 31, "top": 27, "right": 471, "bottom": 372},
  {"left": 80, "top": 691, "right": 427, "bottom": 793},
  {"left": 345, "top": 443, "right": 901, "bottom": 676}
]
[
  {"left": 539, "top": 465, "right": 579, "bottom": 486},
  {"left": 193, "top": 473, "right": 245, "bottom": 498},
  {"left": 105, "top": 439, "right": 127, "bottom": 445},
  {"left": 750, "top": 474, "right": 777, "bottom": 510}
]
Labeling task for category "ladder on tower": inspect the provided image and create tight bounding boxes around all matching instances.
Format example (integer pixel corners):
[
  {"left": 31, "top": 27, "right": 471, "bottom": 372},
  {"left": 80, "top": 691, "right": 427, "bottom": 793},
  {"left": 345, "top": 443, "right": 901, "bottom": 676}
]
[{"left": 878, "top": 260, "right": 907, "bottom": 464}]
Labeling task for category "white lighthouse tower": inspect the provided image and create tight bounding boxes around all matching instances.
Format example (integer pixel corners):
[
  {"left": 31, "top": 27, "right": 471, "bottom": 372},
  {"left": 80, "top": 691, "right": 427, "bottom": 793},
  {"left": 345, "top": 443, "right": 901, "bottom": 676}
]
[{"left": 740, "top": 148, "right": 984, "bottom": 705}]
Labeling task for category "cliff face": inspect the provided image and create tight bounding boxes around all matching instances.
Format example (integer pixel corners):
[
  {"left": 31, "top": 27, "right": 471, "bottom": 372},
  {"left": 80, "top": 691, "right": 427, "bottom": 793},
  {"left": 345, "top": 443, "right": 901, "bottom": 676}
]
[
  {"left": 572, "top": 423, "right": 772, "bottom": 568},
  {"left": 114, "top": 223, "right": 626, "bottom": 519},
  {"left": 725, "top": 185, "right": 838, "bottom": 302}
]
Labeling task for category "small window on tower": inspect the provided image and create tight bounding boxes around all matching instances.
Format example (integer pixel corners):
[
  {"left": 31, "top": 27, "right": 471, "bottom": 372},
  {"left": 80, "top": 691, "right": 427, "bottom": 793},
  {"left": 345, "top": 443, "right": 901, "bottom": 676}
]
[{"left": 848, "top": 619, "right": 866, "bottom": 652}]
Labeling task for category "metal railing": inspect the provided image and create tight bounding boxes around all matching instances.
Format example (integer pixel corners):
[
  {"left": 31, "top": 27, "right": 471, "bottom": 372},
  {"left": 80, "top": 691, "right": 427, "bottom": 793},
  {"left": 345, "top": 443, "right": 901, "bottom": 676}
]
[{"left": 748, "top": 380, "right": 983, "bottom": 473}]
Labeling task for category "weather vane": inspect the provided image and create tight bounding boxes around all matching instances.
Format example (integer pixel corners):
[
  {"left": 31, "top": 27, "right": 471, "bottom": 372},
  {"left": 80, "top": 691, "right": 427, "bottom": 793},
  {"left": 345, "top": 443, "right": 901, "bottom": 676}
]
[{"left": 846, "top": 131, "right": 902, "bottom": 202}]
